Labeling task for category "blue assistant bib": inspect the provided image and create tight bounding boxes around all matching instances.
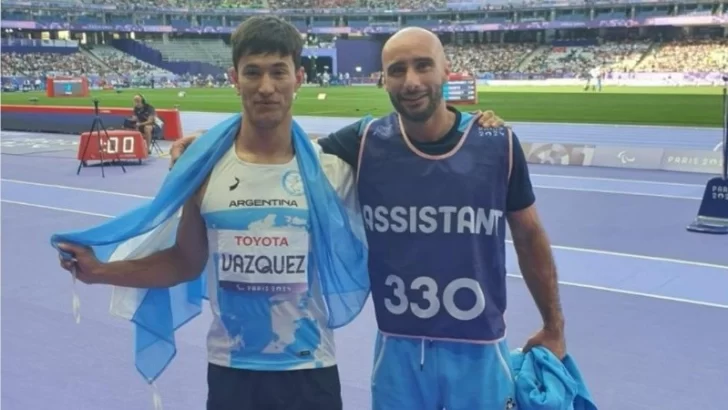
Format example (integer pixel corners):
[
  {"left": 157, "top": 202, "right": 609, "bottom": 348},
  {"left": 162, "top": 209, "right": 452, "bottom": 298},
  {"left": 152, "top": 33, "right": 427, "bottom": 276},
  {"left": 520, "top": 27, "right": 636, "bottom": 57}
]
[{"left": 357, "top": 113, "right": 512, "bottom": 342}]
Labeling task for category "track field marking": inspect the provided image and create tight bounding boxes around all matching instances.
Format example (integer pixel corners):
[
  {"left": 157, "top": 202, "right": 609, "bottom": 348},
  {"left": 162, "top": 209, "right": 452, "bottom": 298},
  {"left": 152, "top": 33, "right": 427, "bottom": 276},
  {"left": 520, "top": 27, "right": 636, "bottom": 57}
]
[
  {"left": 532, "top": 185, "right": 700, "bottom": 200},
  {"left": 1, "top": 179, "right": 151, "bottom": 199},
  {"left": 517, "top": 241, "right": 727, "bottom": 271},
  {"left": 3, "top": 191, "right": 722, "bottom": 269},
  {"left": 530, "top": 173, "right": 704, "bottom": 188},
  {"left": 1, "top": 178, "right": 702, "bottom": 201},
  {"left": 1, "top": 200, "right": 114, "bottom": 218},
  {"left": 506, "top": 273, "right": 728, "bottom": 309},
  {"left": 6, "top": 197, "right": 725, "bottom": 309}
]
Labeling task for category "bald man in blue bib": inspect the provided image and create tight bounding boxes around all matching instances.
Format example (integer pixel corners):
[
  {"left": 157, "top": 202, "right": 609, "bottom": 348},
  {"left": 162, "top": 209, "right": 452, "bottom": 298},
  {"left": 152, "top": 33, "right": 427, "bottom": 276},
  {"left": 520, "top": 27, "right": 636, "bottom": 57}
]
[{"left": 172, "top": 27, "right": 566, "bottom": 410}]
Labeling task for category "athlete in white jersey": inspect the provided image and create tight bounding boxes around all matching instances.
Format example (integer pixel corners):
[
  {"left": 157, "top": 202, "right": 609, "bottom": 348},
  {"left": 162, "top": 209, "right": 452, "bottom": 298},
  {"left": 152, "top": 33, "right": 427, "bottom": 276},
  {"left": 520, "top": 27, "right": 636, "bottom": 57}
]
[
  {"left": 58, "top": 16, "right": 355, "bottom": 410},
  {"left": 202, "top": 141, "right": 353, "bottom": 372}
]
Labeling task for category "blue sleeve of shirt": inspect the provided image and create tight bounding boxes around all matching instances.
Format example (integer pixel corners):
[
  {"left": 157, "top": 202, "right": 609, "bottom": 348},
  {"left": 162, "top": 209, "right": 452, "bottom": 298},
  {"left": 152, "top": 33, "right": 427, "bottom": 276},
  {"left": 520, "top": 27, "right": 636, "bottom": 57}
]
[
  {"left": 507, "top": 133, "right": 536, "bottom": 212},
  {"left": 458, "top": 113, "right": 534, "bottom": 211},
  {"left": 317, "top": 116, "right": 372, "bottom": 168},
  {"left": 459, "top": 112, "right": 474, "bottom": 131}
]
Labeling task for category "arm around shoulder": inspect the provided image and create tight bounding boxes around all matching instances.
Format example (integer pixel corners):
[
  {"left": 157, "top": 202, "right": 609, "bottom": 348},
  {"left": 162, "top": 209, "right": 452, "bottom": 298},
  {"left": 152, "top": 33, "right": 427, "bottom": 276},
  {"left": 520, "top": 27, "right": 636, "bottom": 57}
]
[
  {"left": 316, "top": 118, "right": 368, "bottom": 169},
  {"left": 320, "top": 152, "right": 367, "bottom": 243}
]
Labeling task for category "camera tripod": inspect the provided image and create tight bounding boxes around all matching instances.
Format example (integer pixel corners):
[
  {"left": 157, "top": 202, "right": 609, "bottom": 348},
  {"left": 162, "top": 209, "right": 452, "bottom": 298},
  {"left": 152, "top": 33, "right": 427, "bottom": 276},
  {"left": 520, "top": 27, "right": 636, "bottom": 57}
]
[{"left": 76, "top": 99, "right": 127, "bottom": 178}]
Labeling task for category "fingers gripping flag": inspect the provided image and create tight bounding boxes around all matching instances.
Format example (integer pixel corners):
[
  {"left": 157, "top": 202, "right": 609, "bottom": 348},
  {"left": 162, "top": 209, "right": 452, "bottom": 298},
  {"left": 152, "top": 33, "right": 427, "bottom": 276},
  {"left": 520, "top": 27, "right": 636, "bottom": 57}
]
[{"left": 50, "top": 114, "right": 370, "bottom": 407}]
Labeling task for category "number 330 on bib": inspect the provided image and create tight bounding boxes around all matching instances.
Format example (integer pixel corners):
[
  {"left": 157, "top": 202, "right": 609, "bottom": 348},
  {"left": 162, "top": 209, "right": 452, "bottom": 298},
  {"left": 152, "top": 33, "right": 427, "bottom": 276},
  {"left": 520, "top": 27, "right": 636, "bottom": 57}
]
[{"left": 384, "top": 274, "right": 486, "bottom": 321}]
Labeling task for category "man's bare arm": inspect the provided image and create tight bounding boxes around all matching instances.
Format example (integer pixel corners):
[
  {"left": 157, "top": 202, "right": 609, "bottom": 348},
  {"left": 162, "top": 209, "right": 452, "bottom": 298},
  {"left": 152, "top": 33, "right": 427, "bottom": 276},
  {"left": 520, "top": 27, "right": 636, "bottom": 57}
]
[
  {"left": 93, "top": 197, "right": 209, "bottom": 288},
  {"left": 507, "top": 205, "right": 564, "bottom": 331}
]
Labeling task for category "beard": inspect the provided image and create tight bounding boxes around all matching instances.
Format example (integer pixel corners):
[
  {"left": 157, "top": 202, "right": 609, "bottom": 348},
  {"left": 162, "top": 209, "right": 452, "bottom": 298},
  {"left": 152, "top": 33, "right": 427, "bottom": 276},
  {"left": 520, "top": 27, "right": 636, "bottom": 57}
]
[
  {"left": 389, "top": 85, "right": 442, "bottom": 123},
  {"left": 243, "top": 99, "right": 292, "bottom": 130}
]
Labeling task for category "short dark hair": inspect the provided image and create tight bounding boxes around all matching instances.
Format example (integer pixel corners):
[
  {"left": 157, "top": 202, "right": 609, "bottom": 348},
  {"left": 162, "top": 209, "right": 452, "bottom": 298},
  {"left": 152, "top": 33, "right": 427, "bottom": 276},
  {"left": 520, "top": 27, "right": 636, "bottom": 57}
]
[{"left": 230, "top": 16, "right": 304, "bottom": 71}]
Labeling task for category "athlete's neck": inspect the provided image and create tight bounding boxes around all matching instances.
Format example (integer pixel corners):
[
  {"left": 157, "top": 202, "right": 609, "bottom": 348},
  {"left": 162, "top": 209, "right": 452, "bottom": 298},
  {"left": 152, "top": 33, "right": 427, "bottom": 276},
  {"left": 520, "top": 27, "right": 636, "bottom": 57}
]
[
  {"left": 236, "top": 116, "right": 294, "bottom": 164},
  {"left": 401, "top": 104, "right": 455, "bottom": 143}
]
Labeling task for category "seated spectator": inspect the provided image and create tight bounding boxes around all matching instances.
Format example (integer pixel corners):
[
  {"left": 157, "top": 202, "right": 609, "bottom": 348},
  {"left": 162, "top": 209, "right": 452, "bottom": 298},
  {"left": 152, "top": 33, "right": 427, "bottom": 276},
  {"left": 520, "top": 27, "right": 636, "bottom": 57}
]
[
  {"left": 636, "top": 39, "right": 728, "bottom": 73},
  {"left": 522, "top": 41, "right": 651, "bottom": 77},
  {"left": 3, "top": 51, "right": 109, "bottom": 78},
  {"left": 444, "top": 43, "right": 535, "bottom": 75}
]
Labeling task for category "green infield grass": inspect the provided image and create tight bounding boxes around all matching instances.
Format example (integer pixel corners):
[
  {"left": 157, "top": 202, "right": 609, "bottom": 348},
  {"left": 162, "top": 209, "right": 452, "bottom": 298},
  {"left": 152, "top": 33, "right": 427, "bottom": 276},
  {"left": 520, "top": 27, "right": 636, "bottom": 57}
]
[{"left": 1, "top": 85, "right": 723, "bottom": 127}]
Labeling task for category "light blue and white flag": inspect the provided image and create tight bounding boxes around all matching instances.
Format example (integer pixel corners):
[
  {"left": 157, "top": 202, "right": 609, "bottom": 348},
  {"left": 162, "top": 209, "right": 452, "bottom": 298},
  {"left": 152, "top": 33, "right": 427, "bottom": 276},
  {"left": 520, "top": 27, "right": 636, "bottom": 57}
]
[{"left": 50, "top": 113, "right": 370, "bottom": 405}]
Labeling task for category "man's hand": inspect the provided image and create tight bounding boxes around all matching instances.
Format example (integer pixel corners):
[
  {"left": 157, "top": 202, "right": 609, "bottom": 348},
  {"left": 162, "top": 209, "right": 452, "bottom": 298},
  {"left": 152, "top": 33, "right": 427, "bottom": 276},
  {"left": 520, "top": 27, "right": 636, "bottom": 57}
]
[
  {"left": 472, "top": 110, "right": 506, "bottom": 128},
  {"left": 169, "top": 130, "right": 206, "bottom": 169},
  {"left": 58, "top": 243, "right": 104, "bottom": 284},
  {"left": 524, "top": 327, "right": 566, "bottom": 360}
]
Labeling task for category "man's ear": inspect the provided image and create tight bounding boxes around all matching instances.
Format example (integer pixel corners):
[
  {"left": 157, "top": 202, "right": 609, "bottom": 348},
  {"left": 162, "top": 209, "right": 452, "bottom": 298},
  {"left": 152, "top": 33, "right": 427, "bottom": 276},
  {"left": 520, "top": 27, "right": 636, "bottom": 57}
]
[
  {"left": 228, "top": 66, "right": 240, "bottom": 95},
  {"left": 295, "top": 66, "right": 305, "bottom": 91}
]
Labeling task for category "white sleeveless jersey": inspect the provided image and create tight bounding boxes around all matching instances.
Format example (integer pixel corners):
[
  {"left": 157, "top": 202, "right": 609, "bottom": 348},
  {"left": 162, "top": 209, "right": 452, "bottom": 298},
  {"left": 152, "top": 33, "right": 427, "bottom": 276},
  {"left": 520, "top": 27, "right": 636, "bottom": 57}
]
[{"left": 200, "top": 141, "right": 355, "bottom": 371}]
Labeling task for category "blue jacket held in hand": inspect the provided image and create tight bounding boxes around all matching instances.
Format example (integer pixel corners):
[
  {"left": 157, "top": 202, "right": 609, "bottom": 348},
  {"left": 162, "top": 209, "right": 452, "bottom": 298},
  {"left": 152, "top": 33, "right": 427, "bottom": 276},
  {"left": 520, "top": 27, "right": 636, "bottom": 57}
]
[{"left": 511, "top": 346, "right": 598, "bottom": 410}]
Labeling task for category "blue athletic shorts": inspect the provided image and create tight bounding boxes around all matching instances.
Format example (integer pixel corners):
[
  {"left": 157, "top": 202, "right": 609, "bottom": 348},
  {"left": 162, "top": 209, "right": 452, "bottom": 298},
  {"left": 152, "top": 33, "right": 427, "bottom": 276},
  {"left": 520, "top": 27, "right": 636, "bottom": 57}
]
[{"left": 371, "top": 332, "right": 516, "bottom": 410}]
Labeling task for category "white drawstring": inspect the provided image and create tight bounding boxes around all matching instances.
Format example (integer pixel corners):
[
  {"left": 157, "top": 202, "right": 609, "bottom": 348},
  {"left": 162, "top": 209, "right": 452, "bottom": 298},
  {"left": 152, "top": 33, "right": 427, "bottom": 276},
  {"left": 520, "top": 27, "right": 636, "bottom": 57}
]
[
  {"left": 67, "top": 256, "right": 162, "bottom": 410},
  {"left": 420, "top": 339, "right": 425, "bottom": 369},
  {"left": 71, "top": 266, "right": 81, "bottom": 324},
  {"left": 152, "top": 382, "right": 163, "bottom": 410}
]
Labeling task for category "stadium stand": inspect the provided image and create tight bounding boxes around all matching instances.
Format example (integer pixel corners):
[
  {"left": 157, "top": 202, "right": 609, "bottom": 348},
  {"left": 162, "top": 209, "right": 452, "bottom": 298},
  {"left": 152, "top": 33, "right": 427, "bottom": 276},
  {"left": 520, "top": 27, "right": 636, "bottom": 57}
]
[
  {"left": 1, "top": 53, "right": 25, "bottom": 77},
  {"left": 4, "top": 51, "right": 111, "bottom": 78},
  {"left": 143, "top": 39, "right": 229, "bottom": 69},
  {"left": 4, "top": 0, "right": 522, "bottom": 10},
  {"left": 1, "top": 0, "right": 726, "bottom": 88},
  {"left": 636, "top": 39, "right": 728, "bottom": 73},
  {"left": 86, "top": 45, "right": 173, "bottom": 78},
  {"left": 445, "top": 44, "right": 536, "bottom": 75},
  {"left": 520, "top": 41, "right": 653, "bottom": 77}
]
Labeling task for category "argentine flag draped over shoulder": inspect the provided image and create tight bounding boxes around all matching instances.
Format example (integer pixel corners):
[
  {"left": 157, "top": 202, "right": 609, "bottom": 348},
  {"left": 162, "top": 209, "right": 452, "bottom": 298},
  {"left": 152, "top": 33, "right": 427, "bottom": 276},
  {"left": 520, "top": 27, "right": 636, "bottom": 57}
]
[{"left": 50, "top": 113, "right": 370, "bottom": 386}]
